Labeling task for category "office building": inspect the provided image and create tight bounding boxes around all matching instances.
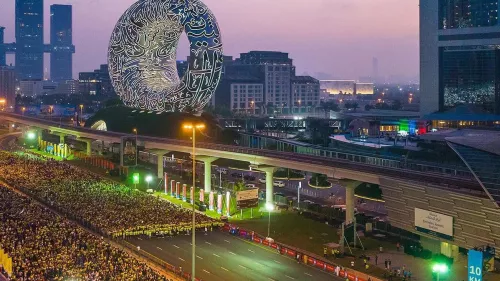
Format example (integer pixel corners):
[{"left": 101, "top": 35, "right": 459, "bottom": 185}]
[
  {"left": 19, "top": 80, "right": 43, "bottom": 97},
  {"left": 354, "top": 83, "right": 375, "bottom": 95},
  {"left": 0, "top": 27, "right": 6, "bottom": 66},
  {"left": 291, "top": 76, "right": 320, "bottom": 113},
  {"left": 56, "top": 79, "right": 78, "bottom": 95},
  {"left": 79, "top": 64, "right": 115, "bottom": 96},
  {"left": 15, "top": 0, "right": 44, "bottom": 80},
  {"left": 0, "top": 66, "right": 16, "bottom": 110},
  {"left": 421, "top": 0, "right": 500, "bottom": 115},
  {"left": 320, "top": 80, "right": 373, "bottom": 96},
  {"left": 229, "top": 77, "right": 264, "bottom": 114},
  {"left": 50, "top": 4, "right": 73, "bottom": 82}
]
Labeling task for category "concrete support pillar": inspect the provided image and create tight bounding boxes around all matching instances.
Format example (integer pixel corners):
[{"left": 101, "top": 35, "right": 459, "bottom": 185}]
[
  {"left": 59, "top": 134, "right": 65, "bottom": 144},
  {"left": 196, "top": 156, "right": 218, "bottom": 193},
  {"left": 345, "top": 185, "right": 355, "bottom": 225},
  {"left": 252, "top": 165, "right": 277, "bottom": 207},
  {"left": 266, "top": 170, "right": 274, "bottom": 206},
  {"left": 157, "top": 154, "right": 164, "bottom": 179}
]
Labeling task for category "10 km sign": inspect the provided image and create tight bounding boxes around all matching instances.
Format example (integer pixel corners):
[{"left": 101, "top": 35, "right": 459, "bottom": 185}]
[{"left": 468, "top": 250, "right": 483, "bottom": 281}]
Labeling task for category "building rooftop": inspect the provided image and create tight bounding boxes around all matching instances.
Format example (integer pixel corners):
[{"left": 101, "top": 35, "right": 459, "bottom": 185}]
[{"left": 291, "top": 76, "right": 318, "bottom": 83}]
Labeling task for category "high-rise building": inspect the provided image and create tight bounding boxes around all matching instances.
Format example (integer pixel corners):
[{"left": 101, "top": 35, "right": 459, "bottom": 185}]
[
  {"left": 79, "top": 64, "right": 115, "bottom": 96},
  {"left": 0, "top": 27, "right": 6, "bottom": 66},
  {"left": 0, "top": 66, "right": 16, "bottom": 110},
  {"left": 236, "top": 51, "right": 294, "bottom": 113},
  {"left": 50, "top": 4, "right": 73, "bottom": 82},
  {"left": 291, "top": 76, "right": 320, "bottom": 114},
  {"left": 420, "top": 0, "right": 500, "bottom": 115},
  {"left": 15, "top": 0, "right": 44, "bottom": 80}
]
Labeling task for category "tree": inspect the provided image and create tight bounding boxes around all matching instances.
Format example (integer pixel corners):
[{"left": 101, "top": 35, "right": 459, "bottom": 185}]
[
  {"left": 365, "top": 104, "right": 374, "bottom": 111},
  {"left": 233, "top": 181, "right": 246, "bottom": 192},
  {"left": 391, "top": 100, "right": 402, "bottom": 110},
  {"left": 352, "top": 102, "right": 359, "bottom": 112},
  {"left": 319, "top": 101, "right": 339, "bottom": 119}
]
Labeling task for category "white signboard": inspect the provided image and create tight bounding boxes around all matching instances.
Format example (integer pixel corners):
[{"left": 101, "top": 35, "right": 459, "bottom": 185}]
[
  {"left": 415, "top": 208, "right": 453, "bottom": 237},
  {"left": 236, "top": 189, "right": 259, "bottom": 202}
]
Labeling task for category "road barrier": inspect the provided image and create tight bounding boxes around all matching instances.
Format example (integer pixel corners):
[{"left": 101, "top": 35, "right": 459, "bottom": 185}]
[{"left": 223, "top": 223, "right": 384, "bottom": 281}]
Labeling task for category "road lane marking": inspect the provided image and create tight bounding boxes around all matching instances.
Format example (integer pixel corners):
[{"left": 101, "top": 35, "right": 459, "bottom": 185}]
[
  {"left": 196, "top": 255, "right": 203, "bottom": 260},
  {"left": 221, "top": 267, "right": 229, "bottom": 272},
  {"left": 203, "top": 269, "right": 211, "bottom": 274},
  {"left": 274, "top": 260, "right": 281, "bottom": 264},
  {"left": 304, "top": 273, "right": 313, "bottom": 277},
  {"left": 205, "top": 241, "right": 212, "bottom": 245},
  {"left": 248, "top": 249, "right": 255, "bottom": 253},
  {"left": 156, "top": 247, "right": 163, "bottom": 251},
  {"left": 228, "top": 251, "right": 236, "bottom": 255},
  {"left": 212, "top": 253, "right": 221, "bottom": 258},
  {"left": 178, "top": 257, "right": 185, "bottom": 262},
  {"left": 285, "top": 275, "right": 295, "bottom": 280},
  {"left": 238, "top": 265, "right": 247, "bottom": 270},
  {"left": 224, "top": 239, "right": 230, "bottom": 243},
  {"left": 173, "top": 245, "right": 180, "bottom": 249}
]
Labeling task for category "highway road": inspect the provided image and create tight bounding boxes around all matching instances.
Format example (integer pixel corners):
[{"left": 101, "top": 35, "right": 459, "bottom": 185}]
[{"left": 128, "top": 231, "right": 343, "bottom": 281}]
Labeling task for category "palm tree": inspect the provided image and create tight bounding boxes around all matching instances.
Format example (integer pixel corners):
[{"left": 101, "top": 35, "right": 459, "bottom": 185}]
[
  {"left": 320, "top": 101, "right": 339, "bottom": 119},
  {"left": 233, "top": 181, "right": 246, "bottom": 192},
  {"left": 352, "top": 102, "right": 359, "bottom": 112}
]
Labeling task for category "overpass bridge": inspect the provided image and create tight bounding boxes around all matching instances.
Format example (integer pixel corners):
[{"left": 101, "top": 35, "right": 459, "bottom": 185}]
[{"left": 3, "top": 112, "right": 500, "bottom": 258}]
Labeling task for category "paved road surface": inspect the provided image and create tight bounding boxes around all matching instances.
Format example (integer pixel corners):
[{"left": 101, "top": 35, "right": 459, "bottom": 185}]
[{"left": 128, "top": 231, "right": 343, "bottom": 281}]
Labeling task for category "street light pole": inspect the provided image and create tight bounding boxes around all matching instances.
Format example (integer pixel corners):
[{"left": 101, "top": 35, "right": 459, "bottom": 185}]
[
  {"left": 183, "top": 123, "right": 205, "bottom": 281},
  {"left": 297, "top": 181, "right": 302, "bottom": 210}
]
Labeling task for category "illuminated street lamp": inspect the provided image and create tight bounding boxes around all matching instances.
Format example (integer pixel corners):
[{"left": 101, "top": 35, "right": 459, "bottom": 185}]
[
  {"left": 132, "top": 173, "right": 140, "bottom": 190},
  {"left": 79, "top": 104, "right": 84, "bottom": 126},
  {"left": 182, "top": 122, "right": 205, "bottom": 281},
  {"left": 132, "top": 128, "right": 138, "bottom": 166},
  {"left": 432, "top": 263, "right": 448, "bottom": 281},
  {"left": 27, "top": 131, "right": 36, "bottom": 140},
  {"left": 21, "top": 107, "right": 26, "bottom": 116},
  {"left": 266, "top": 202, "right": 274, "bottom": 238},
  {"left": 145, "top": 175, "right": 153, "bottom": 189},
  {"left": 49, "top": 105, "right": 54, "bottom": 120},
  {"left": 298, "top": 100, "right": 301, "bottom": 114}
]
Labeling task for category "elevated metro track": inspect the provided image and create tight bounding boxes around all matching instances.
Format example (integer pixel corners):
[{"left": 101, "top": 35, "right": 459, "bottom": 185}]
[{"left": 0, "top": 112, "right": 483, "bottom": 195}]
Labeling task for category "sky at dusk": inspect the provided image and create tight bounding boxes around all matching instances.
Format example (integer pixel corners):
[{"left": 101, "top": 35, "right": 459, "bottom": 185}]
[{"left": 0, "top": 0, "right": 420, "bottom": 82}]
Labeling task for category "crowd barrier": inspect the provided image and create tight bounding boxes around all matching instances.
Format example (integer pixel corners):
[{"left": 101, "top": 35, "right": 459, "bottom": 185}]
[{"left": 222, "top": 223, "right": 384, "bottom": 281}]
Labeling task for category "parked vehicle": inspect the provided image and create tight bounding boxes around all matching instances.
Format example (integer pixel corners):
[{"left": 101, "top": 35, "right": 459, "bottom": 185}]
[
  {"left": 245, "top": 184, "right": 256, "bottom": 189},
  {"left": 244, "top": 175, "right": 256, "bottom": 181},
  {"left": 258, "top": 178, "right": 266, "bottom": 184},
  {"left": 216, "top": 168, "right": 228, "bottom": 175},
  {"left": 273, "top": 181, "right": 285, "bottom": 188},
  {"left": 231, "top": 172, "right": 243, "bottom": 178}
]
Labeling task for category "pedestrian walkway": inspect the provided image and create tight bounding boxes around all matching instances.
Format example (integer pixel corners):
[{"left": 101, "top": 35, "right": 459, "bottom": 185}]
[{"left": 367, "top": 248, "right": 498, "bottom": 281}]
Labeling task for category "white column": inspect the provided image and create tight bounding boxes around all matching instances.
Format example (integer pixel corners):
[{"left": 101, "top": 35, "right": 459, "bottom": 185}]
[
  {"left": 345, "top": 185, "right": 355, "bottom": 225},
  {"left": 157, "top": 154, "right": 164, "bottom": 179},
  {"left": 266, "top": 170, "right": 274, "bottom": 206}
]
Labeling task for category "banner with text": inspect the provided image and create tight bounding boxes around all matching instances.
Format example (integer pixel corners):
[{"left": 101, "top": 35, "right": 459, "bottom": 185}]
[
  {"left": 415, "top": 208, "right": 453, "bottom": 239},
  {"left": 236, "top": 188, "right": 259, "bottom": 210}
]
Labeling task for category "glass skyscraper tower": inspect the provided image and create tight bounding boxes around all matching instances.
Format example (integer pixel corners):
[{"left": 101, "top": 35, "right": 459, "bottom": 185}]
[
  {"left": 420, "top": 0, "right": 500, "bottom": 115},
  {"left": 15, "top": 0, "right": 44, "bottom": 80},
  {"left": 50, "top": 4, "right": 73, "bottom": 82}
]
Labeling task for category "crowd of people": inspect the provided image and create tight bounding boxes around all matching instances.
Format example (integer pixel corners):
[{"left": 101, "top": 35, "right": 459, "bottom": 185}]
[
  {"left": 0, "top": 186, "right": 170, "bottom": 281},
  {"left": 0, "top": 151, "right": 221, "bottom": 237}
]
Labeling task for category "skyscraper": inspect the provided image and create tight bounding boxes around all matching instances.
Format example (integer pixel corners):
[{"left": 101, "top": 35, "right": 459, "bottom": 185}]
[
  {"left": 420, "top": 0, "right": 500, "bottom": 115},
  {"left": 0, "top": 27, "right": 6, "bottom": 66},
  {"left": 50, "top": 4, "right": 73, "bottom": 82},
  {"left": 0, "top": 66, "right": 17, "bottom": 110},
  {"left": 15, "top": 0, "right": 44, "bottom": 80}
]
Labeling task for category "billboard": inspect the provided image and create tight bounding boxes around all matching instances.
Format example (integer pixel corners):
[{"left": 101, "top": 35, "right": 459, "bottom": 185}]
[
  {"left": 468, "top": 249, "right": 483, "bottom": 281},
  {"left": 236, "top": 188, "right": 259, "bottom": 210},
  {"left": 415, "top": 208, "right": 453, "bottom": 239},
  {"left": 120, "top": 136, "right": 137, "bottom": 167}
]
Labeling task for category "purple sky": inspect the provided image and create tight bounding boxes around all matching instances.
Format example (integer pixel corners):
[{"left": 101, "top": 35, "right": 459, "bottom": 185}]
[{"left": 0, "top": 0, "right": 419, "bottom": 82}]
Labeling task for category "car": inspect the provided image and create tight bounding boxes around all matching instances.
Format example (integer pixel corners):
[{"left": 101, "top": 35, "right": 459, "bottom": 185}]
[
  {"left": 273, "top": 181, "right": 285, "bottom": 188},
  {"left": 258, "top": 178, "right": 266, "bottom": 184},
  {"left": 303, "top": 200, "right": 315, "bottom": 204},
  {"left": 216, "top": 168, "right": 228, "bottom": 175},
  {"left": 245, "top": 184, "right": 256, "bottom": 189}
]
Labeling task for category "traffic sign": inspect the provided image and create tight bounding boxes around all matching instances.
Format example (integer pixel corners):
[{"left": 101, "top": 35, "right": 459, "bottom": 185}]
[{"left": 468, "top": 249, "right": 483, "bottom": 281}]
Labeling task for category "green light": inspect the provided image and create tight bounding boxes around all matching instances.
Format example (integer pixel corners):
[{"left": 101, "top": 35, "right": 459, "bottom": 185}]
[
  {"left": 27, "top": 132, "right": 36, "bottom": 140},
  {"left": 132, "top": 173, "right": 140, "bottom": 184},
  {"left": 432, "top": 263, "right": 448, "bottom": 274},
  {"left": 145, "top": 175, "right": 153, "bottom": 183}
]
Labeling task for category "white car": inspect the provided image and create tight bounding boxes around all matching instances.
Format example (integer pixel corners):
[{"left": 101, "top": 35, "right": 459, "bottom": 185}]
[
  {"left": 258, "top": 178, "right": 266, "bottom": 184},
  {"left": 216, "top": 168, "right": 228, "bottom": 175},
  {"left": 273, "top": 181, "right": 285, "bottom": 188},
  {"left": 245, "top": 184, "right": 256, "bottom": 189}
]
